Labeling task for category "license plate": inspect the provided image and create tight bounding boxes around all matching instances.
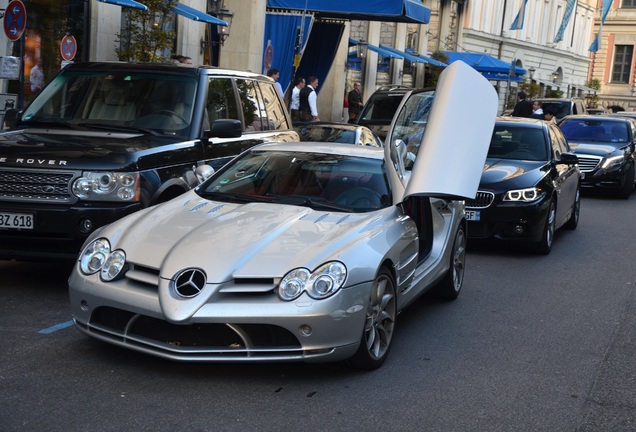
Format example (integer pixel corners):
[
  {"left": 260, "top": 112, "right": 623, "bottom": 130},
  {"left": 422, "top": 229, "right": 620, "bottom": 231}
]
[
  {"left": 465, "top": 210, "right": 480, "bottom": 221},
  {"left": 0, "top": 212, "right": 35, "bottom": 230}
]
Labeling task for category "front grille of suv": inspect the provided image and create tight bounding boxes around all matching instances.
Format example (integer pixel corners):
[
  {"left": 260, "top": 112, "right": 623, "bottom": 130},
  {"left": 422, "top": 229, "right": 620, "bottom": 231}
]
[
  {"left": 0, "top": 169, "right": 75, "bottom": 203},
  {"left": 466, "top": 191, "right": 494, "bottom": 209}
]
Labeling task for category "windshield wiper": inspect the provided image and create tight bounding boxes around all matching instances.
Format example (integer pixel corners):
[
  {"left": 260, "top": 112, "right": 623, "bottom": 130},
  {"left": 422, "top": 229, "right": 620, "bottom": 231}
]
[
  {"left": 22, "top": 119, "right": 77, "bottom": 129},
  {"left": 77, "top": 122, "right": 160, "bottom": 136},
  {"left": 268, "top": 194, "right": 351, "bottom": 212}
]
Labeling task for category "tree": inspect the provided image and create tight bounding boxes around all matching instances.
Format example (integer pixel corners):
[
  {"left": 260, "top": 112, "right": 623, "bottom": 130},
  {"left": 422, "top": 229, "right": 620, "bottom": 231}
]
[
  {"left": 115, "top": 0, "right": 177, "bottom": 62},
  {"left": 585, "top": 78, "right": 601, "bottom": 108}
]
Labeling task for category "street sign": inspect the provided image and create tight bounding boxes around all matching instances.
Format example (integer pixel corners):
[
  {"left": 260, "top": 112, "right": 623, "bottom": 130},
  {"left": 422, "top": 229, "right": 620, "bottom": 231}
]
[
  {"left": 60, "top": 36, "right": 77, "bottom": 61},
  {"left": 3, "top": 0, "right": 27, "bottom": 42}
]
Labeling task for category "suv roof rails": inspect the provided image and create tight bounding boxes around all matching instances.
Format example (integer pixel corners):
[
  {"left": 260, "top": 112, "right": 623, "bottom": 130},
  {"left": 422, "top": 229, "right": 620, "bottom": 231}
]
[{"left": 376, "top": 84, "right": 413, "bottom": 92}]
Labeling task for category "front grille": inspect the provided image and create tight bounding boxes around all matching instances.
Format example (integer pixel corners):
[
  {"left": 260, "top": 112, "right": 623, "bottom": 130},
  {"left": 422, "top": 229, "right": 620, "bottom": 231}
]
[
  {"left": 576, "top": 155, "right": 602, "bottom": 173},
  {"left": 0, "top": 168, "right": 76, "bottom": 203},
  {"left": 466, "top": 191, "right": 494, "bottom": 209},
  {"left": 86, "top": 306, "right": 303, "bottom": 359}
]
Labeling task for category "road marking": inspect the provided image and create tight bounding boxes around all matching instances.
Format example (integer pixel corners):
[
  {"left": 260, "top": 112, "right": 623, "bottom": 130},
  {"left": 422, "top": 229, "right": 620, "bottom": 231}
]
[{"left": 38, "top": 320, "right": 74, "bottom": 334}]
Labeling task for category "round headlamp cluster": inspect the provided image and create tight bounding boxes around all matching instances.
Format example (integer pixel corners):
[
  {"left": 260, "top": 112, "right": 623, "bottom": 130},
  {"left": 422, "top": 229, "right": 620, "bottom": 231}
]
[
  {"left": 72, "top": 172, "right": 139, "bottom": 202},
  {"left": 79, "top": 238, "right": 127, "bottom": 281},
  {"left": 503, "top": 187, "right": 542, "bottom": 202},
  {"left": 278, "top": 262, "right": 347, "bottom": 301}
]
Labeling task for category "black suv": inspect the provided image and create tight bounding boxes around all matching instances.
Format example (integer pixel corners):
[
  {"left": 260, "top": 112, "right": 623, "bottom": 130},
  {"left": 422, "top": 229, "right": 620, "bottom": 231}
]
[
  {"left": 534, "top": 98, "right": 587, "bottom": 121},
  {"left": 356, "top": 85, "right": 412, "bottom": 139},
  {"left": 0, "top": 62, "right": 299, "bottom": 261}
]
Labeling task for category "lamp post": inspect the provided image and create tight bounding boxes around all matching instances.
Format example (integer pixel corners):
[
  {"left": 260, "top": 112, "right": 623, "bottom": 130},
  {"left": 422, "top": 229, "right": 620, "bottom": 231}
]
[
  {"left": 552, "top": 70, "right": 560, "bottom": 83},
  {"left": 357, "top": 40, "right": 368, "bottom": 89},
  {"left": 200, "top": 7, "right": 234, "bottom": 61},
  {"left": 528, "top": 66, "right": 536, "bottom": 80}
]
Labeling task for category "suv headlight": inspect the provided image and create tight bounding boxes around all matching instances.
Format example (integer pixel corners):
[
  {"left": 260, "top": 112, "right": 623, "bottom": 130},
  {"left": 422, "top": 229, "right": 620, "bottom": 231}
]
[
  {"left": 503, "top": 187, "right": 543, "bottom": 202},
  {"left": 600, "top": 154, "right": 625, "bottom": 170},
  {"left": 278, "top": 262, "right": 347, "bottom": 301},
  {"left": 72, "top": 172, "right": 140, "bottom": 202},
  {"left": 79, "top": 237, "right": 127, "bottom": 281}
]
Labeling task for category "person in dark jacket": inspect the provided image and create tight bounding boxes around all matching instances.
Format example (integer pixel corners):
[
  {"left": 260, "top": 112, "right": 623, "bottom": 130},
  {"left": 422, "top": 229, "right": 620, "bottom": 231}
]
[
  {"left": 299, "top": 76, "right": 320, "bottom": 122},
  {"left": 347, "top": 82, "right": 363, "bottom": 123},
  {"left": 511, "top": 91, "right": 533, "bottom": 117}
]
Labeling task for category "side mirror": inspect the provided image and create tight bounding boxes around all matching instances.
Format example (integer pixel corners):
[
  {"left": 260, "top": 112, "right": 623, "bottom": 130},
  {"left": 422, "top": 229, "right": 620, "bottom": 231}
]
[
  {"left": 559, "top": 152, "right": 579, "bottom": 165},
  {"left": 194, "top": 164, "right": 215, "bottom": 184},
  {"left": 391, "top": 139, "right": 408, "bottom": 178},
  {"left": 4, "top": 108, "right": 21, "bottom": 129},
  {"left": 203, "top": 119, "right": 242, "bottom": 141}
]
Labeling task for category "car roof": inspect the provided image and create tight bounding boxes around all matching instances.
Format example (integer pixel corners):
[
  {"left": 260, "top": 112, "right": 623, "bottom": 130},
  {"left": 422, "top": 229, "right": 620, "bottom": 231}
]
[
  {"left": 62, "top": 61, "right": 268, "bottom": 79},
  {"left": 561, "top": 114, "right": 631, "bottom": 122},
  {"left": 248, "top": 141, "right": 385, "bottom": 159},
  {"left": 495, "top": 116, "right": 547, "bottom": 128}
]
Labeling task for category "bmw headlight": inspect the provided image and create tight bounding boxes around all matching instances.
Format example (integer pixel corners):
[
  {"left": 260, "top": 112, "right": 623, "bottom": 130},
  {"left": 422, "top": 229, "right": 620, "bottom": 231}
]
[
  {"left": 79, "top": 237, "right": 127, "bottom": 281},
  {"left": 503, "top": 187, "right": 542, "bottom": 202},
  {"left": 600, "top": 154, "right": 625, "bottom": 170},
  {"left": 278, "top": 261, "right": 347, "bottom": 301},
  {"left": 72, "top": 172, "right": 140, "bottom": 202}
]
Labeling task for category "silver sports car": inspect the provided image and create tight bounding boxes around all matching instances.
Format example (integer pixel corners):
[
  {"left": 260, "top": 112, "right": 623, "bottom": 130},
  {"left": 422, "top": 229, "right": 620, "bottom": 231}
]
[{"left": 68, "top": 62, "right": 498, "bottom": 369}]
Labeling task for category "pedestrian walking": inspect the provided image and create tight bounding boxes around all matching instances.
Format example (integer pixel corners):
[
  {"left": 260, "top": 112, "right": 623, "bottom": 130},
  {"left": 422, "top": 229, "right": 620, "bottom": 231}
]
[
  {"left": 511, "top": 91, "right": 533, "bottom": 117},
  {"left": 267, "top": 68, "right": 284, "bottom": 97},
  {"left": 347, "top": 82, "right": 363, "bottom": 123},
  {"left": 299, "top": 76, "right": 320, "bottom": 122},
  {"left": 289, "top": 76, "right": 305, "bottom": 122}
]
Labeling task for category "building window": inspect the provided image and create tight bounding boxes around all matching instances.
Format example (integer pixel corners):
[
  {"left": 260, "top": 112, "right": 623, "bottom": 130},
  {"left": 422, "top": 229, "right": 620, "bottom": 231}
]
[
  {"left": 612, "top": 45, "right": 634, "bottom": 83},
  {"left": 622, "top": 0, "right": 636, "bottom": 8}
]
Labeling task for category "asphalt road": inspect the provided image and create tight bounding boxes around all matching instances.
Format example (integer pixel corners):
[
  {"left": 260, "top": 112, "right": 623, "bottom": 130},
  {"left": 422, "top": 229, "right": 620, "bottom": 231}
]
[{"left": 1, "top": 191, "right": 635, "bottom": 432}]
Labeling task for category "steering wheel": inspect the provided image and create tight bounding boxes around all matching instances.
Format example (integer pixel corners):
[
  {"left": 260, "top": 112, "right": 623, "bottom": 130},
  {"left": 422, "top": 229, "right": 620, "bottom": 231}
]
[
  {"left": 334, "top": 187, "right": 382, "bottom": 209},
  {"left": 155, "top": 110, "right": 188, "bottom": 126}
]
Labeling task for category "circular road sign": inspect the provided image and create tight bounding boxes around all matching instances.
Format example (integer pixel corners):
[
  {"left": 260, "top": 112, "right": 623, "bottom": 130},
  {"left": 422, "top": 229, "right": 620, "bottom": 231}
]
[
  {"left": 3, "top": 0, "right": 27, "bottom": 42},
  {"left": 60, "top": 35, "right": 77, "bottom": 61}
]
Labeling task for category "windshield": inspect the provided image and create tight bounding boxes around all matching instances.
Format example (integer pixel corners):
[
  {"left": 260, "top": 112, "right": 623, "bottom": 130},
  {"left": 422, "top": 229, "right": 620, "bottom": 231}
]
[
  {"left": 296, "top": 125, "right": 357, "bottom": 144},
  {"left": 359, "top": 92, "right": 406, "bottom": 123},
  {"left": 388, "top": 90, "right": 435, "bottom": 169},
  {"left": 21, "top": 70, "right": 198, "bottom": 138},
  {"left": 560, "top": 119, "right": 629, "bottom": 143},
  {"left": 487, "top": 125, "right": 548, "bottom": 161},
  {"left": 198, "top": 150, "right": 391, "bottom": 212}
]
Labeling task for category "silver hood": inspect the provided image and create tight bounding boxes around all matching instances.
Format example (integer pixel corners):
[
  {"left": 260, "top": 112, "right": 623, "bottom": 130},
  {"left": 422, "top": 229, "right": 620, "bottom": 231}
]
[{"left": 103, "top": 191, "right": 387, "bottom": 283}]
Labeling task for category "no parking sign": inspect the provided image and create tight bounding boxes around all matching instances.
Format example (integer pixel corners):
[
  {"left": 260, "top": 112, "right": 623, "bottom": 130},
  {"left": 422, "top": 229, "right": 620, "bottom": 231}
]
[
  {"left": 60, "top": 35, "right": 77, "bottom": 61},
  {"left": 3, "top": 0, "right": 27, "bottom": 42}
]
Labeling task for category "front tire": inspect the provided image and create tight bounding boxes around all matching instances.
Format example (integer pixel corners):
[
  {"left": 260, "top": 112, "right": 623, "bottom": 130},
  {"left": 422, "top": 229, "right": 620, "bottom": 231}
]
[
  {"left": 536, "top": 199, "right": 556, "bottom": 255},
  {"left": 617, "top": 163, "right": 635, "bottom": 199},
  {"left": 345, "top": 267, "right": 397, "bottom": 370}
]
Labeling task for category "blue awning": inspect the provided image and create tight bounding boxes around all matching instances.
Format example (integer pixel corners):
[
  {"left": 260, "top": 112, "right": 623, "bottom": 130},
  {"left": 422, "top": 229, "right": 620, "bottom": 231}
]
[
  {"left": 349, "top": 38, "right": 404, "bottom": 59},
  {"left": 380, "top": 45, "right": 447, "bottom": 66},
  {"left": 443, "top": 51, "right": 526, "bottom": 81},
  {"left": 174, "top": 2, "right": 228, "bottom": 26},
  {"left": 97, "top": 0, "right": 147, "bottom": 11},
  {"left": 267, "top": 0, "right": 430, "bottom": 24}
]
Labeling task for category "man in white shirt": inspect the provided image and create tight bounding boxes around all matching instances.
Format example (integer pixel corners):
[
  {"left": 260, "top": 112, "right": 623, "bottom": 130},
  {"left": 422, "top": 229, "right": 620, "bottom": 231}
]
[{"left": 289, "top": 76, "right": 305, "bottom": 122}]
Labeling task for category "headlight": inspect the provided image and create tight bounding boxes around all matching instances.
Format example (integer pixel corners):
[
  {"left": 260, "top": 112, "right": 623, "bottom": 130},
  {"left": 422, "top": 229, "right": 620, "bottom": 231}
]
[
  {"left": 101, "top": 250, "right": 127, "bottom": 281},
  {"left": 278, "top": 261, "right": 347, "bottom": 301},
  {"left": 503, "top": 187, "right": 542, "bottom": 202},
  {"left": 79, "top": 238, "right": 111, "bottom": 274},
  {"left": 72, "top": 172, "right": 140, "bottom": 202},
  {"left": 601, "top": 154, "right": 625, "bottom": 170},
  {"left": 79, "top": 237, "right": 127, "bottom": 281}
]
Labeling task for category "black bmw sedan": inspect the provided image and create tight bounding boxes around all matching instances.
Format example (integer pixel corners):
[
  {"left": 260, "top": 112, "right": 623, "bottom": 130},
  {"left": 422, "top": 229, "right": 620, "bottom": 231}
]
[
  {"left": 558, "top": 115, "right": 636, "bottom": 199},
  {"left": 466, "top": 117, "right": 581, "bottom": 254}
]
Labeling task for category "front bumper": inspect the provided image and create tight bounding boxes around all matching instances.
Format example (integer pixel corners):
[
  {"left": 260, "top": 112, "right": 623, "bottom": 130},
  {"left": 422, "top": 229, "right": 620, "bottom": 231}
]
[
  {"left": 0, "top": 202, "right": 141, "bottom": 261},
  {"left": 69, "top": 268, "right": 371, "bottom": 363},
  {"left": 466, "top": 198, "right": 550, "bottom": 242}
]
